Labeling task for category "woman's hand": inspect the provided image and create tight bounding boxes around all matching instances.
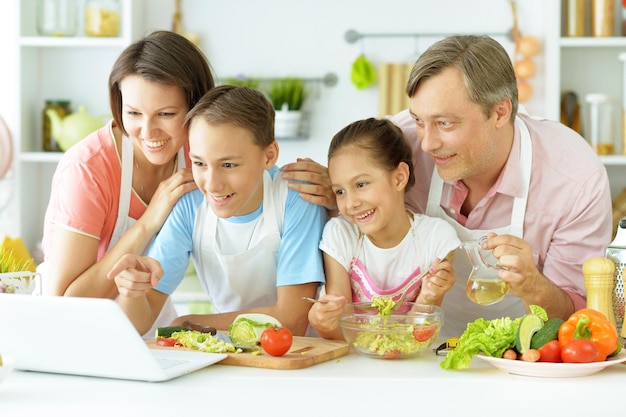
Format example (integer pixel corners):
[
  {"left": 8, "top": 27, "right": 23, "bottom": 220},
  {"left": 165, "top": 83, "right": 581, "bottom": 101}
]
[
  {"left": 281, "top": 158, "right": 338, "bottom": 216},
  {"left": 140, "top": 167, "right": 197, "bottom": 233}
]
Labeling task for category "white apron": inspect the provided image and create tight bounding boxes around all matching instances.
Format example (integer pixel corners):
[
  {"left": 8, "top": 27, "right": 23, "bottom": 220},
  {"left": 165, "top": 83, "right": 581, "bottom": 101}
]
[
  {"left": 114, "top": 136, "right": 186, "bottom": 340},
  {"left": 192, "top": 170, "right": 284, "bottom": 313},
  {"left": 426, "top": 116, "right": 532, "bottom": 338},
  {"left": 39, "top": 134, "right": 185, "bottom": 339}
]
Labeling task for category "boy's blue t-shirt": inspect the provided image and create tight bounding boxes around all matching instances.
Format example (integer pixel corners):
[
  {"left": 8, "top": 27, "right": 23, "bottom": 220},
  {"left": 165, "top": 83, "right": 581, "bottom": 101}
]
[{"left": 149, "top": 165, "right": 327, "bottom": 297}]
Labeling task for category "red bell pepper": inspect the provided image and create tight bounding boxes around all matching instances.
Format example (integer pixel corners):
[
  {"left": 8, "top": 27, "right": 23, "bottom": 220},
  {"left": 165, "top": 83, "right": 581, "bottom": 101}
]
[{"left": 557, "top": 308, "right": 618, "bottom": 362}]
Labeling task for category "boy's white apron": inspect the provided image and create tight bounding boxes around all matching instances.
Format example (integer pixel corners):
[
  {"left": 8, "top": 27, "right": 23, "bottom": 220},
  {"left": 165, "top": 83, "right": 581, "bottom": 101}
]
[{"left": 192, "top": 170, "right": 284, "bottom": 313}]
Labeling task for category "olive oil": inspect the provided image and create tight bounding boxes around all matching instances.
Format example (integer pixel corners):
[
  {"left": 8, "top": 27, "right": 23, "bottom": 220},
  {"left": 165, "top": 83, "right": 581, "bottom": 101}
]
[{"left": 466, "top": 278, "right": 509, "bottom": 306}]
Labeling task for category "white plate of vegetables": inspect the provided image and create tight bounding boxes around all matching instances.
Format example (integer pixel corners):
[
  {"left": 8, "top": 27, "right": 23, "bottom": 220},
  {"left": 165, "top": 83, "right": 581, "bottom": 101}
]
[{"left": 476, "top": 351, "right": 626, "bottom": 378}]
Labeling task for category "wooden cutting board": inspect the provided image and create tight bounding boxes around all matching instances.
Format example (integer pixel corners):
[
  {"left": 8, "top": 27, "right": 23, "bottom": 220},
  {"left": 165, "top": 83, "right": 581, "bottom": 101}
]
[{"left": 148, "top": 335, "right": 350, "bottom": 370}]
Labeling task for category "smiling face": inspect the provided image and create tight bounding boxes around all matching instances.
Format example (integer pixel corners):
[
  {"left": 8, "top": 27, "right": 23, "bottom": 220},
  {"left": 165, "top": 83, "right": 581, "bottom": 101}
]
[
  {"left": 329, "top": 145, "right": 409, "bottom": 247},
  {"left": 120, "top": 75, "right": 189, "bottom": 166},
  {"left": 409, "top": 66, "right": 510, "bottom": 186},
  {"left": 189, "top": 119, "right": 278, "bottom": 218}
]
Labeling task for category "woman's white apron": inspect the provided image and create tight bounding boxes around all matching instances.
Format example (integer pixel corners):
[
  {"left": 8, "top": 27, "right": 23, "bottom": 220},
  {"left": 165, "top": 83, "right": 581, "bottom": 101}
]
[
  {"left": 114, "top": 136, "right": 185, "bottom": 339},
  {"left": 39, "top": 135, "right": 185, "bottom": 340}
]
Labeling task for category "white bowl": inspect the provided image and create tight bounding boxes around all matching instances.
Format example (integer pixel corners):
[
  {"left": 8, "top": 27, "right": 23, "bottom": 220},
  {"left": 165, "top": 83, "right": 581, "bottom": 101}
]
[
  {"left": 0, "top": 272, "right": 39, "bottom": 294},
  {"left": 0, "top": 355, "right": 15, "bottom": 386}
]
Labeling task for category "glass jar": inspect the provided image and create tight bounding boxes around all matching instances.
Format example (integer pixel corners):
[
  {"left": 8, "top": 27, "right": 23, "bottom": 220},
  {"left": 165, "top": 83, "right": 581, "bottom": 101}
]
[
  {"left": 585, "top": 93, "right": 615, "bottom": 155},
  {"left": 43, "top": 100, "right": 71, "bottom": 152},
  {"left": 566, "top": 0, "right": 586, "bottom": 37},
  {"left": 85, "top": 0, "right": 121, "bottom": 37},
  {"left": 36, "top": 0, "right": 78, "bottom": 37},
  {"left": 591, "top": 0, "right": 614, "bottom": 37}
]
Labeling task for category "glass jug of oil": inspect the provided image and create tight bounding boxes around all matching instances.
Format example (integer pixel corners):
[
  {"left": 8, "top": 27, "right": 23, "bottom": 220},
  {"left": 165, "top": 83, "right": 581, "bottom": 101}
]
[{"left": 462, "top": 236, "right": 509, "bottom": 306}]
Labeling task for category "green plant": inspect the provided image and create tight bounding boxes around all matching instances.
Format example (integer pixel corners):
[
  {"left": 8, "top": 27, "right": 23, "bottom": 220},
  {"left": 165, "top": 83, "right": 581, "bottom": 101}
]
[
  {"left": 267, "top": 77, "right": 308, "bottom": 111},
  {"left": 0, "top": 249, "right": 31, "bottom": 273},
  {"left": 224, "top": 75, "right": 260, "bottom": 90}
]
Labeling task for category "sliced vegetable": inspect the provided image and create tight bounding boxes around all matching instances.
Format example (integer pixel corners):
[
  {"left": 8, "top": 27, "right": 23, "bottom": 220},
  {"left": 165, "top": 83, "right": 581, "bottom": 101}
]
[
  {"left": 412, "top": 325, "right": 437, "bottom": 342},
  {"left": 156, "top": 337, "right": 182, "bottom": 347},
  {"left": 515, "top": 313, "right": 543, "bottom": 354},
  {"left": 558, "top": 308, "right": 618, "bottom": 361},
  {"left": 561, "top": 339, "right": 599, "bottom": 363},
  {"left": 155, "top": 326, "right": 190, "bottom": 339},
  {"left": 169, "top": 330, "right": 237, "bottom": 353},
  {"left": 228, "top": 313, "right": 282, "bottom": 348}
]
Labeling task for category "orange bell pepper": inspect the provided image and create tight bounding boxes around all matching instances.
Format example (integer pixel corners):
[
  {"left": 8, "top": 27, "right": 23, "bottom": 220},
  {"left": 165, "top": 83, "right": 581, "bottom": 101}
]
[{"left": 557, "top": 308, "right": 618, "bottom": 362}]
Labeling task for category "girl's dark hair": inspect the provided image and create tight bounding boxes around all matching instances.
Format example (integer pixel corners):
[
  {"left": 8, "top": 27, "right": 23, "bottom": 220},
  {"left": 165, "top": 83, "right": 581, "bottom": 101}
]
[
  {"left": 328, "top": 118, "right": 415, "bottom": 190},
  {"left": 185, "top": 85, "right": 275, "bottom": 148},
  {"left": 108, "top": 30, "right": 215, "bottom": 135}
]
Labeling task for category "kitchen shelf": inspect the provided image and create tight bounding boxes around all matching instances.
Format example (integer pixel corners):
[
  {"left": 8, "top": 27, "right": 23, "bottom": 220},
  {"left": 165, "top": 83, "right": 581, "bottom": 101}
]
[
  {"left": 560, "top": 37, "right": 626, "bottom": 47},
  {"left": 548, "top": 1, "right": 626, "bottom": 203},
  {"left": 20, "top": 36, "right": 129, "bottom": 48},
  {"left": 599, "top": 155, "right": 626, "bottom": 166},
  {"left": 14, "top": 0, "right": 141, "bottom": 254},
  {"left": 19, "top": 152, "right": 64, "bottom": 163}
]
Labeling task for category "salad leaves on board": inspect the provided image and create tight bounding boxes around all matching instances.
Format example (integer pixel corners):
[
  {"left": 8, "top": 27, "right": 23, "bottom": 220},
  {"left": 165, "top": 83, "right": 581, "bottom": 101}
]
[{"left": 440, "top": 305, "right": 547, "bottom": 370}]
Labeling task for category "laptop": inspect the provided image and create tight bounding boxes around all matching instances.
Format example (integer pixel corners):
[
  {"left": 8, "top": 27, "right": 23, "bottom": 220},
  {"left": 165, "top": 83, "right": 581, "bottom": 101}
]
[{"left": 0, "top": 294, "right": 227, "bottom": 382}]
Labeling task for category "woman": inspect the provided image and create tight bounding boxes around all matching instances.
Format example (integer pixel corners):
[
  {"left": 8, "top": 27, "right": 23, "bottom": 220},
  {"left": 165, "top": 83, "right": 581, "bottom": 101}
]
[{"left": 40, "top": 30, "right": 215, "bottom": 336}]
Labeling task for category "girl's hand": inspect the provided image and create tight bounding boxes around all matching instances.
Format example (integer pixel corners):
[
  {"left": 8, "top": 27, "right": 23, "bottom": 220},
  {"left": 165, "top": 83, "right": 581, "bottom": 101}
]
[
  {"left": 307, "top": 294, "right": 346, "bottom": 334},
  {"left": 417, "top": 257, "right": 456, "bottom": 305},
  {"left": 140, "top": 168, "right": 197, "bottom": 233}
]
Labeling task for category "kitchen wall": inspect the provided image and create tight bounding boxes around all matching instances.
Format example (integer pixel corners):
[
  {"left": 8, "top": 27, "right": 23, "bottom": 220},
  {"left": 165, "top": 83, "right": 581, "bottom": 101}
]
[
  {"left": 141, "top": 0, "right": 548, "bottom": 166},
  {"left": 0, "top": 0, "right": 548, "bottom": 236}
]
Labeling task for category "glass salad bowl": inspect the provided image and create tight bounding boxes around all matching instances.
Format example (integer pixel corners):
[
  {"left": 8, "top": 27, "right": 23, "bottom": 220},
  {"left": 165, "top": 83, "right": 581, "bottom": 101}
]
[{"left": 339, "top": 302, "right": 443, "bottom": 359}]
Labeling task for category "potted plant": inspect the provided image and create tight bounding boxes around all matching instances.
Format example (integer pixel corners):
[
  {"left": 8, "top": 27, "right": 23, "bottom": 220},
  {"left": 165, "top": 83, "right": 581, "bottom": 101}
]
[
  {"left": 0, "top": 246, "right": 38, "bottom": 294},
  {"left": 267, "top": 77, "right": 308, "bottom": 138}
]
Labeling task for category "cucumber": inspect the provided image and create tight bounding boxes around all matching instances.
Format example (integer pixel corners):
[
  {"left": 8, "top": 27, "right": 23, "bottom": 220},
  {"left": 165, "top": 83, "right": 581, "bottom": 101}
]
[
  {"left": 155, "top": 325, "right": 190, "bottom": 339},
  {"left": 530, "top": 318, "right": 564, "bottom": 350}
]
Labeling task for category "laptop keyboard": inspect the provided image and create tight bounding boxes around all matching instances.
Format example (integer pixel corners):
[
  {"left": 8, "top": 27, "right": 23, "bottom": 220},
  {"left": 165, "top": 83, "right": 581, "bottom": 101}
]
[{"left": 156, "top": 356, "right": 189, "bottom": 369}]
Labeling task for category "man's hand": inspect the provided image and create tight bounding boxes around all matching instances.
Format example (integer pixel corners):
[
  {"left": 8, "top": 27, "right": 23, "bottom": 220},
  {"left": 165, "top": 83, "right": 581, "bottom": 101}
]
[
  {"left": 484, "top": 233, "right": 575, "bottom": 319},
  {"left": 281, "top": 158, "right": 338, "bottom": 216}
]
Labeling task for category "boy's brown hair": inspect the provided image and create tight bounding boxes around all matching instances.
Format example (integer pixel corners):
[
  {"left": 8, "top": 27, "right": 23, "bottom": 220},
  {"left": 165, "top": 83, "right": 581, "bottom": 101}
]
[{"left": 185, "top": 85, "right": 276, "bottom": 148}]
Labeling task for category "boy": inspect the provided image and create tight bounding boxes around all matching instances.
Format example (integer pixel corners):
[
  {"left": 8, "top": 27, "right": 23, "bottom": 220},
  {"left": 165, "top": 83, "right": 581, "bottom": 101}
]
[{"left": 108, "top": 86, "right": 327, "bottom": 336}]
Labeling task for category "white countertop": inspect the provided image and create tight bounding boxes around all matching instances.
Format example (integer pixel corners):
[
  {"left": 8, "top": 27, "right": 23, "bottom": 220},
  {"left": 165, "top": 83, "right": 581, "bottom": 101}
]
[{"left": 2, "top": 345, "right": 626, "bottom": 416}]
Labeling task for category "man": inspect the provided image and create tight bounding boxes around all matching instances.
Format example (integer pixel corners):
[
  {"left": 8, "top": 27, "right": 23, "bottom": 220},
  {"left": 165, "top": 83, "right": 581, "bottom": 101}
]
[{"left": 282, "top": 35, "right": 612, "bottom": 337}]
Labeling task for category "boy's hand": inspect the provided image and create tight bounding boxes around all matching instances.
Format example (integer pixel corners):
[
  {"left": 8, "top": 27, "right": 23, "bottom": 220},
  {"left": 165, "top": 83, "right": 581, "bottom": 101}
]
[{"left": 107, "top": 254, "right": 163, "bottom": 298}]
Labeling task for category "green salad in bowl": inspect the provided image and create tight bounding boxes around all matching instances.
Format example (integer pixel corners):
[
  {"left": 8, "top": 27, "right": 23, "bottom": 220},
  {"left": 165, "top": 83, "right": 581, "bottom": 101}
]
[{"left": 339, "top": 302, "right": 443, "bottom": 359}]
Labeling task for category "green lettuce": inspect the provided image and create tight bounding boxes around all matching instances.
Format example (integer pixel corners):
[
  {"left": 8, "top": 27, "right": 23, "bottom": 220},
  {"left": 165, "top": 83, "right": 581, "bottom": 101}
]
[
  {"left": 440, "top": 305, "right": 548, "bottom": 370},
  {"left": 440, "top": 316, "right": 522, "bottom": 370}
]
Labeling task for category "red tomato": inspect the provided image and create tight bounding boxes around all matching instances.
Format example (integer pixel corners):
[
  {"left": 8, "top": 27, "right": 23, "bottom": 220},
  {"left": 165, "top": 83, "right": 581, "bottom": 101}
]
[
  {"left": 156, "top": 337, "right": 181, "bottom": 347},
  {"left": 260, "top": 326, "right": 293, "bottom": 357},
  {"left": 383, "top": 349, "right": 402, "bottom": 359},
  {"left": 561, "top": 339, "right": 599, "bottom": 363},
  {"left": 412, "top": 325, "right": 436, "bottom": 342},
  {"left": 537, "top": 340, "right": 562, "bottom": 363}
]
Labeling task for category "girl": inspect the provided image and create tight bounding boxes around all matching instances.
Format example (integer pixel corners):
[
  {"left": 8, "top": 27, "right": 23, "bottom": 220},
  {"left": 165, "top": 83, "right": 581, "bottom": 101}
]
[{"left": 309, "top": 118, "right": 460, "bottom": 340}]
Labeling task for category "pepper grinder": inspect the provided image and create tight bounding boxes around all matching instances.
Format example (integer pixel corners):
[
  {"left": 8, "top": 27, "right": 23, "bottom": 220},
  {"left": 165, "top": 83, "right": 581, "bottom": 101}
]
[{"left": 583, "top": 256, "right": 617, "bottom": 330}]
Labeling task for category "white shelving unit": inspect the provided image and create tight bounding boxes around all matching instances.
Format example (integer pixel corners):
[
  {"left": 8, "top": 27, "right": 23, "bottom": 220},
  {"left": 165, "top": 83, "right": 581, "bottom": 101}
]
[
  {"left": 16, "top": 0, "right": 142, "bottom": 254},
  {"left": 547, "top": 1, "right": 626, "bottom": 200}
]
